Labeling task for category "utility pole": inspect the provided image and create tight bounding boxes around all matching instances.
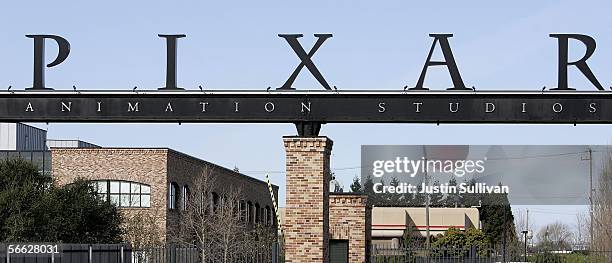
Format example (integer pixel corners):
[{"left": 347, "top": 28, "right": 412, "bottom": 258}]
[
  {"left": 522, "top": 230, "right": 528, "bottom": 262},
  {"left": 503, "top": 205, "right": 507, "bottom": 263},
  {"left": 583, "top": 148, "right": 594, "bottom": 247},
  {"left": 524, "top": 208, "right": 530, "bottom": 260},
  {"left": 425, "top": 157, "right": 430, "bottom": 250},
  {"left": 426, "top": 193, "right": 430, "bottom": 248},
  {"left": 526, "top": 208, "right": 529, "bottom": 233},
  {"left": 589, "top": 148, "right": 594, "bottom": 248}
]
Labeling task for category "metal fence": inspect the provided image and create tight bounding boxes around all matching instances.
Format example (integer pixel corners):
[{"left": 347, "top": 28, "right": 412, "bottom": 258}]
[
  {"left": 0, "top": 243, "right": 282, "bottom": 263},
  {"left": 370, "top": 244, "right": 612, "bottom": 263},
  {"left": 1, "top": 244, "right": 133, "bottom": 263}
]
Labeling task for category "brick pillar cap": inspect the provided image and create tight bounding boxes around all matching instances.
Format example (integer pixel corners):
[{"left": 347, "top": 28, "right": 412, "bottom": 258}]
[
  {"left": 282, "top": 135, "right": 332, "bottom": 140},
  {"left": 283, "top": 136, "right": 334, "bottom": 151}
]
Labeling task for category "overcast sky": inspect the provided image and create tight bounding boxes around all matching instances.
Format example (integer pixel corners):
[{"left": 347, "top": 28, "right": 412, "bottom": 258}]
[{"left": 2, "top": 0, "right": 611, "bottom": 232}]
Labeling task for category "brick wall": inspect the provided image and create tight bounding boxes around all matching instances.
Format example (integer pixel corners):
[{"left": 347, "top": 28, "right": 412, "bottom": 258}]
[
  {"left": 329, "top": 194, "right": 371, "bottom": 263},
  {"left": 283, "top": 136, "right": 332, "bottom": 263},
  {"left": 52, "top": 148, "right": 280, "bottom": 244},
  {"left": 51, "top": 148, "right": 169, "bottom": 242},
  {"left": 165, "top": 150, "right": 279, "bottom": 239}
]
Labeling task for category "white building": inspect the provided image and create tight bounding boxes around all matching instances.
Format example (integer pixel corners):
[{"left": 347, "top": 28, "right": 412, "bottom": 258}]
[{"left": 0, "top": 123, "right": 47, "bottom": 151}]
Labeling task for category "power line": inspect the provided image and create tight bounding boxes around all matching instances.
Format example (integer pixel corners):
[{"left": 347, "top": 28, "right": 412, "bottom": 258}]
[
  {"left": 243, "top": 149, "right": 606, "bottom": 174},
  {"left": 528, "top": 210, "right": 580, "bottom": 216}
]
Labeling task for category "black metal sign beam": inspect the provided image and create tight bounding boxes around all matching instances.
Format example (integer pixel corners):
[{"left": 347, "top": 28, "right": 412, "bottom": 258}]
[{"left": 0, "top": 91, "right": 610, "bottom": 124}]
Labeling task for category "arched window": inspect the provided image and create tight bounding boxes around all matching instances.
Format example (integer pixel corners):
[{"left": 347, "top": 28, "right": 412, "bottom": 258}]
[
  {"left": 255, "top": 203, "right": 261, "bottom": 224},
  {"left": 265, "top": 206, "right": 272, "bottom": 226},
  {"left": 198, "top": 192, "right": 207, "bottom": 214},
  {"left": 233, "top": 199, "right": 240, "bottom": 217},
  {"left": 211, "top": 192, "right": 220, "bottom": 212},
  {"left": 91, "top": 180, "right": 151, "bottom": 208},
  {"left": 247, "top": 201, "right": 253, "bottom": 223},
  {"left": 169, "top": 182, "right": 179, "bottom": 210},
  {"left": 239, "top": 200, "right": 247, "bottom": 221},
  {"left": 263, "top": 206, "right": 268, "bottom": 226},
  {"left": 181, "top": 185, "right": 189, "bottom": 211}
]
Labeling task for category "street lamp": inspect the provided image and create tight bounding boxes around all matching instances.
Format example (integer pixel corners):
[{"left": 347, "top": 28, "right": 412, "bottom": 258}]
[{"left": 522, "top": 230, "right": 529, "bottom": 262}]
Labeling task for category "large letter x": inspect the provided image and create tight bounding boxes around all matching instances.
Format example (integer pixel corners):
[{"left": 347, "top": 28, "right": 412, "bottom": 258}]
[{"left": 277, "top": 34, "right": 333, "bottom": 90}]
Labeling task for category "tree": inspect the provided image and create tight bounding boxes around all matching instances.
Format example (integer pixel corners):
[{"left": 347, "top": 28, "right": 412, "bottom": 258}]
[
  {"left": 386, "top": 177, "right": 401, "bottom": 205},
  {"left": 39, "top": 179, "right": 123, "bottom": 243},
  {"left": 350, "top": 176, "right": 362, "bottom": 193},
  {"left": 429, "top": 180, "right": 444, "bottom": 207},
  {"left": 212, "top": 189, "right": 248, "bottom": 262},
  {"left": 412, "top": 183, "right": 426, "bottom": 207},
  {"left": 573, "top": 212, "right": 590, "bottom": 248},
  {"left": 513, "top": 209, "right": 535, "bottom": 245},
  {"left": 478, "top": 191, "right": 516, "bottom": 247},
  {"left": 593, "top": 151, "right": 612, "bottom": 251},
  {"left": 173, "top": 168, "right": 276, "bottom": 263},
  {"left": 0, "top": 158, "right": 51, "bottom": 241},
  {"left": 402, "top": 225, "right": 424, "bottom": 247},
  {"left": 536, "top": 221, "right": 572, "bottom": 251},
  {"left": 0, "top": 159, "right": 123, "bottom": 243},
  {"left": 441, "top": 177, "right": 462, "bottom": 207},
  {"left": 362, "top": 175, "right": 379, "bottom": 205},
  {"left": 123, "top": 210, "right": 165, "bottom": 247},
  {"left": 431, "top": 227, "right": 490, "bottom": 257},
  {"left": 173, "top": 169, "right": 218, "bottom": 262}
]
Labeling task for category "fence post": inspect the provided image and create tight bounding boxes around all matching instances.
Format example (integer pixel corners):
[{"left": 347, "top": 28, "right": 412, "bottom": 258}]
[
  {"left": 89, "top": 245, "right": 92, "bottom": 263},
  {"left": 272, "top": 243, "right": 277, "bottom": 263},
  {"left": 470, "top": 245, "right": 476, "bottom": 259},
  {"left": 120, "top": 245, "right": 124, "bottom": 263}
]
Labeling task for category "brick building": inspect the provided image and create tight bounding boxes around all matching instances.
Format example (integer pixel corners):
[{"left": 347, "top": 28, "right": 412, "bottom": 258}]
[{"left": 52, "top": 147, "right": 279, "bottom": 243}]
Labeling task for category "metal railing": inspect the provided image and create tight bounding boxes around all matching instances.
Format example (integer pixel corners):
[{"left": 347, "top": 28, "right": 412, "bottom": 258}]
[
  {"left": 1, "top": 243, "right": 282, "bottom": 263},
  {"left": 370, "top": 244, "right": 612, "bottom": 263}
]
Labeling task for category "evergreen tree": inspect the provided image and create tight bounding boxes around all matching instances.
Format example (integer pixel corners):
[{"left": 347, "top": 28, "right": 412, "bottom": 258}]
[
  {"left": 0, "top": 159, "right": 51, "bottom": 241},
  {"left": 442, "top": 177, "right": 462, "bottom": 207},
  {"left": 450, "top": 178, "right": 516, "bottom": 247},
  {"left": 429, "top": 180, "right": 444, "bottom": 207},
  {"left": 0, "top": 159, "right": 124, "bottom": 243},
  {"left": 37, "top": 180, "right": 124, "bottom": 243},
  {"left": 479, "top": 189, "right": 516, "bottom": 246},
  {"left": 350, "top": 176, "right": 362, "bottom": 193},
  {"left": 461, "top": 178, "right": 480, "bottom": 208},
  {"left": 377, "top": 178, "right": 387, "bottom": 206},
  {"left": 362, "top": 175, "right": 378, "bottom": 205},
  {"left": 386, "top": 177, "right": 401, "bottom": 205},
  {"left": 413, "top": 183, "right": 426, "bottom": 207}
]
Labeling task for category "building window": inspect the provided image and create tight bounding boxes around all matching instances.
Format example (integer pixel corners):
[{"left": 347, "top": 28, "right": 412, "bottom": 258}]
[
  {"left": 182, "top": 185, "right": 189, "bottom": 210},
  {"left": 247, "top": 201, "right": 253, "bottom": 223},
  {"left": 198, "top": 192, "right": 206, "bottom": 214},
  {"left": 169, "top": 182, "right": 179, "bottom": 210},
  {"left": 265, "top": 206, "right": 272, "bottom": 226},
  {"left": 255, "top": 203, "right": 260, "bottom": 224},
  {"left": 92, "top": 180, "right": 151, "bottom": 208},
  {"left": 239, "top": 200, "right": 246, "bottom": 222},
  {"left": 211, "top": 192, "right": 220, "bottom": 212}
]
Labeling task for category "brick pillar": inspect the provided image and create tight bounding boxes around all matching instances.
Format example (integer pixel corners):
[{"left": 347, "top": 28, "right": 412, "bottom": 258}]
[
  {"left": 329, "top": 194, "right": 371, "bottom": 263},
  {"left": 283, "top": 136, "right": 332, "bottom": 263}
]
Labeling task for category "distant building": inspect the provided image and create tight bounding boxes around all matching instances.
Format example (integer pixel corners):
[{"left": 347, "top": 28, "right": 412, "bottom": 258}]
[
  {"left": 46, "top": 139, "right": 100, "bottom": 149},
  {"left": 0, "top": 123, "right": 47, "bottom": 151},
  {"left": 0, "top": 123, "right": 101, "bottom": 175},
  {"left": 371, "top": 207, "right": 480, "bottom": 247},
  {"left": 280, "top": 206, "right": 480, "bottom": 248},
  {"left": 0, "top": 123, "right": 51, "bottom": 175}
]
